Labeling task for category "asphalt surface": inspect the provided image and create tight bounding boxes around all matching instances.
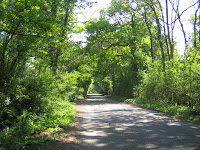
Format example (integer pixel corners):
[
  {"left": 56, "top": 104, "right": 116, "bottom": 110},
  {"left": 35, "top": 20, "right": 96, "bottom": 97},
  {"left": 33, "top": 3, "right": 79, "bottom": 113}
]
[{"left": 75, "top": 94, "right": 200, "bottom": 150}]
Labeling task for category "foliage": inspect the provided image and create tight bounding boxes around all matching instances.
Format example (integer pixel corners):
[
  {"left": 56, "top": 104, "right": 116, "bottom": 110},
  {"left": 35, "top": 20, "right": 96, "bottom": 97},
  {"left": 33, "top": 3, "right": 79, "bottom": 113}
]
[
  {"left": 0, "top": 0, "right": 93, "bottom": 149},
  {"left": 0, "top": 68, "right": 80, "bottom": 149},
  {"left": 0, "top": 97, "right": 76, "bottom": 150},
  {"left": 137, "top": 51, "right": 200, "bottom": 108},
  {"left": 84, "top": 0, "right": 200, "bottom": 123}
]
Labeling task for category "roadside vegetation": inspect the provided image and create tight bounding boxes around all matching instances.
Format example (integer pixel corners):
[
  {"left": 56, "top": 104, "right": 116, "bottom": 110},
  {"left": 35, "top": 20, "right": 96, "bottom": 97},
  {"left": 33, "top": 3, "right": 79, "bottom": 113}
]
[
  {"left": 86, "top": 0, "right": 200, "bottom": 123},
  {"left": 0, "top": 0, "right": 93, "bottom": 149}
]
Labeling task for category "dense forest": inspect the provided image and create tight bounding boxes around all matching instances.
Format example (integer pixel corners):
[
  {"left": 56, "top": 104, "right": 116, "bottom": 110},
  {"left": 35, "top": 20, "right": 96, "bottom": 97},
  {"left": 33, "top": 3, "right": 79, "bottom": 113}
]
[{"left": 0, "top": 0, "right": 200, "bottom": 149}]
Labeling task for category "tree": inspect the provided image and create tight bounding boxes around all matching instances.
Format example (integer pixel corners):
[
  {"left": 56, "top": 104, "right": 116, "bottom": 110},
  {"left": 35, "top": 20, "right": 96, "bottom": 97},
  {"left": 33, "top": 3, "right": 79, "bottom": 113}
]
[
  {"left": 84, "top": 0, "right": 153, "bottom": 96},
  {"left": 144, "top": 0, "right": 166, "bottom": 72},
  {"left": 0, "top": 0, "right": 93, "bottom": 140},
  {"left": 0, "top": 0, "right": 52, "bottom": 90}
]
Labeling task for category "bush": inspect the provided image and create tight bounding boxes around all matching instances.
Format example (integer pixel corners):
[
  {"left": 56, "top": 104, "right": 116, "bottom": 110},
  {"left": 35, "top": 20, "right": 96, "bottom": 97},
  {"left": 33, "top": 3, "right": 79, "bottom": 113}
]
[
  {"left": 0, "top": 111, "right": 33, "bottom": 150},
  {"left": 137, "top": 58, "right": 200, "bottom": 108},
  {"left": 0, "top": 69, "right": 80, "bottom": 149}
]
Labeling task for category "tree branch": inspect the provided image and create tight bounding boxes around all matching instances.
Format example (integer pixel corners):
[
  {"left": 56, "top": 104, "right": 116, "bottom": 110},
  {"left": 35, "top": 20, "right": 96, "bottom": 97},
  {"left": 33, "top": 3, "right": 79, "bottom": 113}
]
[
  {"left": 169, "top": 0, "right": 199, "bottom": 25},
  {"left": 102, "top": 43, "right": 129, "bottom": 50},
  {"left": 2, "top": 29, "right": 41, "bottom": 37}
]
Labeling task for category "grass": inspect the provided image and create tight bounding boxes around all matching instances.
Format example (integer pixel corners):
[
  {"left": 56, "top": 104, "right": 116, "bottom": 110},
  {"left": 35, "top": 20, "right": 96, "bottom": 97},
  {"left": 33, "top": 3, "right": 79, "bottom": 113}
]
[{"left": 107, "top": 95, "right": 200, "bottom": 123}]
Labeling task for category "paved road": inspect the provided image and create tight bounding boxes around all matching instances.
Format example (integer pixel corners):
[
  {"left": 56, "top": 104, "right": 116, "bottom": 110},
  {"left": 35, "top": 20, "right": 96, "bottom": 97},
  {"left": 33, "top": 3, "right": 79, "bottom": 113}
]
[{"left": 75, "top": 94, "right": 200, "bottom": 150}]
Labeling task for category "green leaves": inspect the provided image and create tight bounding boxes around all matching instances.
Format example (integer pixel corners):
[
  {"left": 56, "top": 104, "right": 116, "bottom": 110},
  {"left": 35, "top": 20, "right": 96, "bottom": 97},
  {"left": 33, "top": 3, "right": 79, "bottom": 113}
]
[
  {"left": 0, "top": 1, "right": 91, "bottom": 149},
  {"left": 85, "top": 18, "right": 114, "bottom": 34}
]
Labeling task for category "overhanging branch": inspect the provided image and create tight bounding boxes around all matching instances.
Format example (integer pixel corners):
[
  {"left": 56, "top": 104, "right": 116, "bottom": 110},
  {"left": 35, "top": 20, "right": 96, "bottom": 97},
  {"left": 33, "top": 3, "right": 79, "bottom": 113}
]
[{"left": 102, "top": 43, "right": 129, "bottom": 50}]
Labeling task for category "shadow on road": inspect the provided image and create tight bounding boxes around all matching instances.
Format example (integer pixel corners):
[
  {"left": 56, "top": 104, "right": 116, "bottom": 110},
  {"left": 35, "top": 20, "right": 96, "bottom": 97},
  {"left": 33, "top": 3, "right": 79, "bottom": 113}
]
[{"left": 75, "top": 94, "right": 200, "bottom": 150}]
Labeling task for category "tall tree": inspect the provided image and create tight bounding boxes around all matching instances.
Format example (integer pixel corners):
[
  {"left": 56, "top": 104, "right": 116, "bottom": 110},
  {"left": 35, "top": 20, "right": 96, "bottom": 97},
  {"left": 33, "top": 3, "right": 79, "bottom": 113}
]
[
  {"left": 165, "top": 0, "right": 174, "bottom": 59},
  {"left": 145, "top": 0, "right": 166, "bottom": 72}
]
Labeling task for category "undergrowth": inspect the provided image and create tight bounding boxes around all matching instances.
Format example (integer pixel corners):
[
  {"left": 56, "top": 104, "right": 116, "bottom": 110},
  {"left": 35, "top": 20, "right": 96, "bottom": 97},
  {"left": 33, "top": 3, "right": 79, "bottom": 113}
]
[
  {"left": 0, "top": 67, "right": 92, "bottom": 150},
  {"left": 0, "top": 96, "right": 76, "bottom": 150},
  {"left": 108, "top": 95, "right": 200, "bottom": 123}
]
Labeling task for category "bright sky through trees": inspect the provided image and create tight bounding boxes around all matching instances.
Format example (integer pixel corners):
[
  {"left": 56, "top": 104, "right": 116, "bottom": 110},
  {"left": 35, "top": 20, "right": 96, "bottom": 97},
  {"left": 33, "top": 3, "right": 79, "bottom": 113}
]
[{"left": 76, "top": 0, "right": 197, "bottom": 55}]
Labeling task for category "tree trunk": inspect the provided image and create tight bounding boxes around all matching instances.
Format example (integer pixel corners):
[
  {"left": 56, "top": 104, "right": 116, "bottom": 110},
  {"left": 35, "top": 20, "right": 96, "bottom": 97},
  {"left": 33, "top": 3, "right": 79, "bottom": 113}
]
[
  {"left": 194, "top": 8, "right": 198, "bottom": 48},
  {"left": 143, "top": 9, "right": 154, "bottom": 62},
  {"left": 166, "top": 0, "right": 174, "bottom": 59},
  {"left": 156, "top": 0, "right": 170, "bottom": 60},
  {"left": 149, "top": 0, "right": 166, "bottom": 73},
  {"left": 171, "top": 0, "right": 187, "bottom": 54},
  {"left": 199, "top": 0, "right": 200, "bottom": 42}
]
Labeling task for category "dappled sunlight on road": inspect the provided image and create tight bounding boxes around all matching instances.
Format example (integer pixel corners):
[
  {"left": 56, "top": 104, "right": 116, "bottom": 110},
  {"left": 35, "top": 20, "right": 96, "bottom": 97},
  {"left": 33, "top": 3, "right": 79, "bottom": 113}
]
[{"left": 75, "top": 94, "right": 200, "bottom": 150}]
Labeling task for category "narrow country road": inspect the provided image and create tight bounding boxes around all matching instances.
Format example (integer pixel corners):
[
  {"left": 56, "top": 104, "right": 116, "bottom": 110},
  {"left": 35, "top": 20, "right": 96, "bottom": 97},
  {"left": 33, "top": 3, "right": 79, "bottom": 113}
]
[{"left": 75, "top": 94, "right": 200, "bottom": 150}]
